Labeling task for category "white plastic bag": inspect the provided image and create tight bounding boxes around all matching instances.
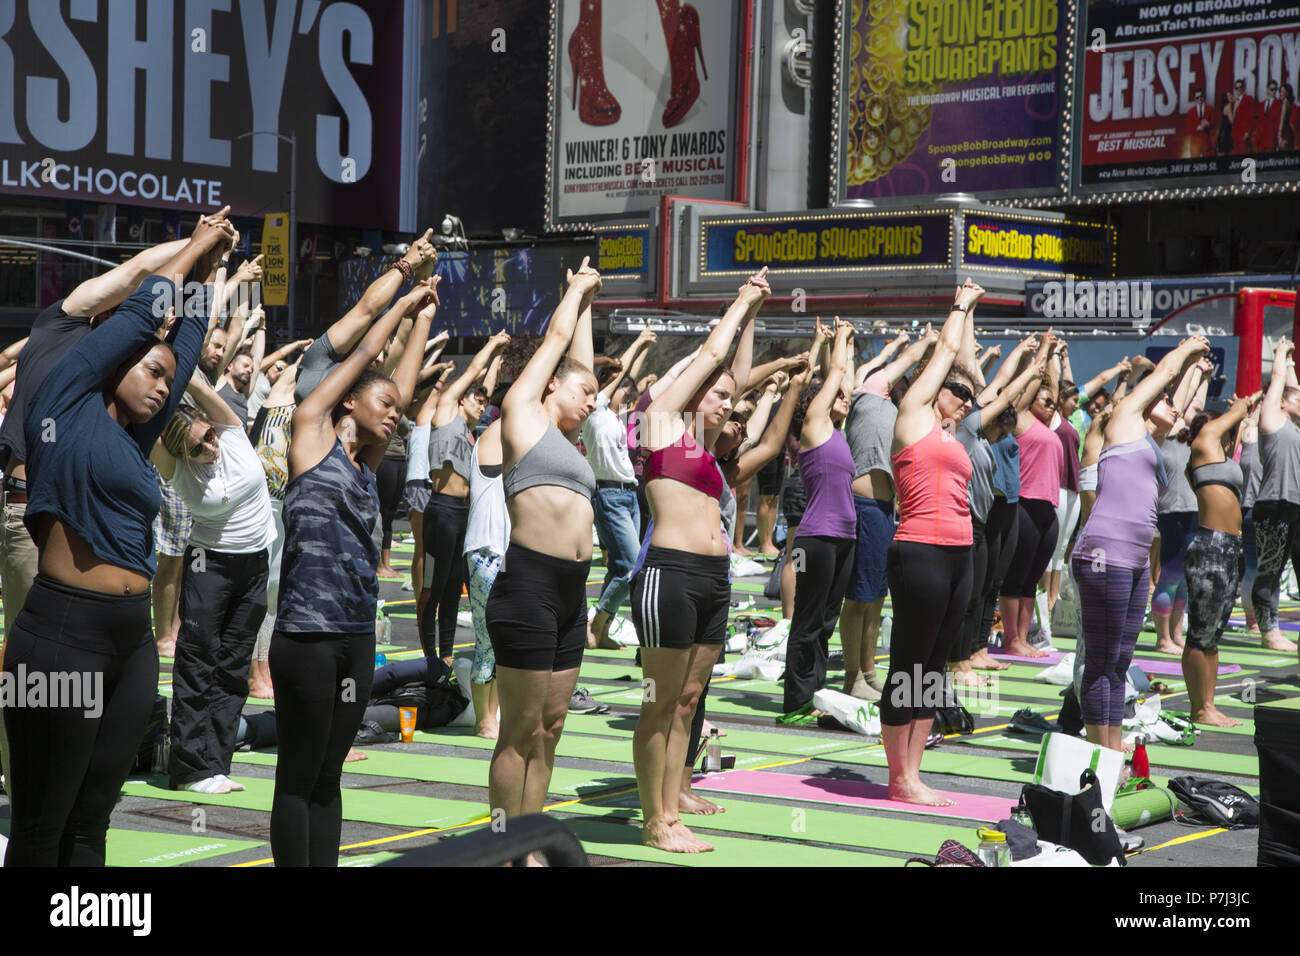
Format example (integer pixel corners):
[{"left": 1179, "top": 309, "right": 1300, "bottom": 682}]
[
  {"left": 450, "top": 657, "right": 476, "bottom": 725},
  {"left": 1033, "top": 731, "right": 1123, "bottom": 814},
  {"left": 1035, "top": 652, "right": 1076, "bottom": 686},
  {"left": 812, "top": 688, "right": 881, "bottom": 736}
]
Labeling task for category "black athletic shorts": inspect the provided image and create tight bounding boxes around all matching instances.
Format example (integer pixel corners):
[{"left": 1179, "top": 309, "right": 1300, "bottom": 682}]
[
  {"left": 632, "top": 546, "right": 730, "bottom": 650},
  {"left": 486, "top": 543, "right": 590, "bottom": 671},
  {"left": 756, "top": 454, "right": 783, "bottom": 496}
]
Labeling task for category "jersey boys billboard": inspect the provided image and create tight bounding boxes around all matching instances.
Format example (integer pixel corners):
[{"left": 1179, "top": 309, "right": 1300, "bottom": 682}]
[
  {"left": 1078, "top": 0, "right": 1300, "bottom": 193},
  {"left": 835, "top": 0, "right": 1067, "bottom": 202},
  {"left": 0, "top": 0, "right": 413, "bottom": 228},
  {"left": 546, "top": 0, "right": 745, "bottom": 226}
]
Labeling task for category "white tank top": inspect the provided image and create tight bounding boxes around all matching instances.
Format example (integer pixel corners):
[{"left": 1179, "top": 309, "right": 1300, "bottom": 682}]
[{"left": 464, "top": 442, "right": 510, "bottom": 556}]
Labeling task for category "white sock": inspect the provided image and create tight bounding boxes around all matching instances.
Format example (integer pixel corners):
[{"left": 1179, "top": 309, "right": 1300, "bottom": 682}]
[
  {"left": 187, "top": 776, "right": 233, "bottom": 794},
  {"left": 218, "top": 774, "right": 246, "bottom": 792},
  {"left": 1034, "top": 592, "right": 1053, "bottom": 639}
]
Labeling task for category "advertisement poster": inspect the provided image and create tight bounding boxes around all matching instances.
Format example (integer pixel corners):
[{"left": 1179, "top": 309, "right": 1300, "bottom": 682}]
[
  {"left": 261, "top": 214, "right": 290, "bottom": 307},
  {"left": 548, "top": 0, "right": 743, "bottom": 224},
  {"left": 0, "top": 0, "right": 411, "bottom": 228},
  {"left": 837, "top": 0, "right": 1066, "bottom": 201},
  {"left": 1079, "top": 0, "right": 1300, "bottom": 191}
]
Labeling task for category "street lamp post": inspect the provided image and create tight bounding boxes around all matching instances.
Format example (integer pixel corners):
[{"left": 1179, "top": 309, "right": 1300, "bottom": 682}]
[{"left": 236, "top": 130, "right": 297, "bottom": 339}]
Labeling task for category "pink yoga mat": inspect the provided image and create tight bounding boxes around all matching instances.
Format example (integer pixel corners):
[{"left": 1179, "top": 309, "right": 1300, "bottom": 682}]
[
  {"left": 692, "top": 770, "right": 1019, "bottom": 821},
  {"left": 991, "top": 650, "right": 1239, "bottom": 675}
]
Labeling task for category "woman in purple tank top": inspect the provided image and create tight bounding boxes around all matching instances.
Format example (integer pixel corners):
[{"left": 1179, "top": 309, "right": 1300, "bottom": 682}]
[
  {"left": 1070, "top": 335, "right": 1210, "bottom": 753},
  {"left": 783, "top": 320, "right": 858, "bottom": 718}
]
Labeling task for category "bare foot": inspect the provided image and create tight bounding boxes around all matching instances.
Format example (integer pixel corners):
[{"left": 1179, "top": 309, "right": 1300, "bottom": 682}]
[
  {"left": 1262, "top": 630, "right": 1298, "bottom": 652},
  {"left": 1190, "top": 706, "right": 1242, "bottom": 728},
  {"left": 700, "top": 720, "right": 727, "bottom": 739},
  {"left": 888, "top": 779, "right": 956, "bottom": 806},
  {"left": 845, "top": 673, "right": 882, "bottom": 700},
  {"left": 949, "top": 667, "right": 990, "bottom": 687},
  {"left": 344, "top": 748, "right": 368, "bottom": 762},
  {"left": 759, "top": 547, "right": 781, "bottom": 556},
  {"left": 969, "top": 649, "right": 1009, "bottom": 671},
  {"left": 679, "top": 788, "right": 726, "bottom": 815},
  {"left": 377, "top": 565, "right": 401, "bottom": 579},
  {"left": 1119, "top": 740, "right": 1135, "bottom": 754},
  {"left": 475, "top": 721, "right": 499, "bottom": 740},
  {"left": 733, "top": 543, "right": 753, "bottom": 557},
  {"left": 672, "top": 819, "right": 714, "bottom": 851},
  {"left": 642, "top": 819, "right": 711, "bottom": 853},
  {"left": 156, "top": 639, "right": 176, "bottom": 658},
  {"left": 1002, "top": 639, "right": 1046, "bottom": 658},
  {"left": 248, "top": 682, "right": 274, "bottom": 701},
  {"left": 1152, "top": 639, "right": 1182, "bottom": 655}
]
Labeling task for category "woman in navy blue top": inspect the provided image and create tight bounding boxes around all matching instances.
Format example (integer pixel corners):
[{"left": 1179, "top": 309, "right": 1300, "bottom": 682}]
[
  {"left": 269, "top": 250, "right": 440, "bottom": 868},
  {"left": 2, "top": 215, "right": 230, "bottom": 867}
]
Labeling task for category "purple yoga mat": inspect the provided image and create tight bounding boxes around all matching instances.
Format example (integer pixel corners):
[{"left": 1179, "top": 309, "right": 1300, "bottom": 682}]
[{"left": 691, "top": 770, "right": 1020, "bottom": 821}]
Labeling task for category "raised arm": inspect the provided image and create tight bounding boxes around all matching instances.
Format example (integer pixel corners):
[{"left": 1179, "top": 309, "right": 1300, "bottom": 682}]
[
  {"left": 601, "top": 330, "right": 655, "bottom": 400},
  {"left": 437, "top": 329, "right": 510, "bottom": 419},
  {"left": 1191, "top": 392, "right": 1260, "bottom": 466},
  {"left": 1260, "top": 338, "right": 1293, "bottom": 434},
  {"left": 979, "top": 354, "right": 1046, "bottom": 430},
  {"left": 0, "top": 337, "right": 28, "bottom": 373},
  {"left": 261, "top": 338, "right": 312, "bottom": 373},
  {"left": 322, "top": 230, "right": 438, "bottom": 356},
  {"left": 503, "top": 260, "right": 601, "bottom": 416},
  {"left": 648, "top": 344, "right": 701, "bottom": 400},
  {"left": 802, "top": 320, "right": 853, "bottom": 448},
  {"left": 242, "top": 306, "right": 267, "bottom": 399},
  {"left": 650, "top": 268, "right": 770, "bottom": 417},
  {"left": 186, "top": 368, "right": 243, "bottom": 427},
  {"left": 728, "top": 367, "right": 811, "bottom": 485},
  {"left": 387, "top": 291, "right": 438, "bottom": 419},
  {"left": 869, "top": 327, "right": 936, "bottom": 391},
  {"left": 63, "top": 238, "right": 191, "bottom": 318},
  {"left": 855, "top": 332, "right": 907, "bottom": 387},
  {"left": 1014, "top": 335, "right": 1054, "bottom": 413},
  {"left": 1108, "top": 336, "right": 1210, "bottom": 443},
  {"left": 729, "top": 300, "right": 759, "bottom": 395},
  {"left": 899, "top": 282, "right": 980, "bottom": 419}
]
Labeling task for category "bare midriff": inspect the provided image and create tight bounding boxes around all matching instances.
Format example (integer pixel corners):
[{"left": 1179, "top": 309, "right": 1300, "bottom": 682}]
[
  {"left": 647, "top": 479, "right": 729, "bottom": 556},
  {"left": 1196, "top": 485, "right": 1243, "bottom": 536},
  {"left": 35, "top": 515, "right": 151, "bottom": 595},
  {"left": 851, "top": 469, "right": 893, "bottom": 503},
  {"left": 507, "top": 485, "right": 594, "bottom": 561},
  {"left": 429, "top": 462, "right": 469, "bottom": 500}
]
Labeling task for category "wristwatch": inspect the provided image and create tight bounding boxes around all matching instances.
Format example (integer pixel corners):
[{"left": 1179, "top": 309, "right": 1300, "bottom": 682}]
[{"left": 950, "top": 302, "right": 969, "bottom": 313}]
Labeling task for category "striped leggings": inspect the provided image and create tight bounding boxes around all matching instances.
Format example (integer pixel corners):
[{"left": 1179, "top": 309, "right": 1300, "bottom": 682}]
[{"left": 1071, "top": 555, "right": 1149, "bottom": 727}]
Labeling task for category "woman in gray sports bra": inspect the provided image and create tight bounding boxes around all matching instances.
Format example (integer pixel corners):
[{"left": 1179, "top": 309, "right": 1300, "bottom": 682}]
[
  {"left": 485, "top": 259, "right": 600, "bottom": 830},
  {"left": 1182, "top": 393, "right": 1260, "bottom": 727}
]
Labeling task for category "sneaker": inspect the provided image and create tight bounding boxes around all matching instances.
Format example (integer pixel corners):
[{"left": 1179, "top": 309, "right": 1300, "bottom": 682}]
[
  {"left": 218, "top": 774, "right": 246, "bottom": 792},
  {"left": 186, "top": 776, "right": 233, "bottom": 795},
  {"left": 569, "top": 687, "right": 606, "bottom": 714},
  {"left": 1113, "top": 825, "right": 1145, "bottom": 853},
  {"left": 401, "top": 579, "right": 414, "bottom": 592}
]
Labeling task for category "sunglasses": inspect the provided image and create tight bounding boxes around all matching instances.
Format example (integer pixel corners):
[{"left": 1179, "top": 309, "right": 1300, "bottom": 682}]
[
  {"left": 189, "top": 427, "right": 216, "bottom": 458},
  {"left": 942, "top": 382, "right": 973, "bottom": 404}
]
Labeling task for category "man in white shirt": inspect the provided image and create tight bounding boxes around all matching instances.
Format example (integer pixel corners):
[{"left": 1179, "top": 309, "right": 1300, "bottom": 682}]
[{"left": 584, "top": 330, "right": 656, "bottom": 647}]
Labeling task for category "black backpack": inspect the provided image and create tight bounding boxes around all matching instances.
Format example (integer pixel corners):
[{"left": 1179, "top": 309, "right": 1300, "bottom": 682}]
[
  {"left": 372, "top": 680, "right": 468, "bottom": 729},
  {"left": 1168, "top": 775, "right": 1260, "bottom": 829}
]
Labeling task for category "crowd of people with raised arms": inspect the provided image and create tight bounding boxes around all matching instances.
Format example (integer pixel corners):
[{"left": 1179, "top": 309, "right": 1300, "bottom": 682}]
[{"left": 0, "top": 214, "right": 1291, "bottom": 864}]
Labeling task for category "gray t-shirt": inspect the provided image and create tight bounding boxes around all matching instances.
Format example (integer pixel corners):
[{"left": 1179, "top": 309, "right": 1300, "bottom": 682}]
[
  {"left": 1257, "top": 419, "right": 1300, "bottom": 506},
  {"left": 1157, "top": 438, "right": 1196, "bottom": 513},
  {"left": 845, "top": 392, "right": 897, "bottom": 488},
  {"left": 1240, "top": 439, "right": 1262, "bottom": 509},
  {"left": 957, "top": 407, "right": 995, "bottom": 524},
  {"left": 218, "top": 382, "right": 250, "bottom": 428}
]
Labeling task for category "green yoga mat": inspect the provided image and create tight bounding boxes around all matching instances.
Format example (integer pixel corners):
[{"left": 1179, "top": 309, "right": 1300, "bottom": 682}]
[
  {"left": 968, "top": 734, "right": 1260, "bottom": 777},
  {"left": 555, "top": 817, "right": 904, "bottom": 867},
  {"left": 232, "top": 749, "right": 634, "bottom": 798},
  {"left": 1048, "top": 635, "right": 1290, "bottom": 669},
  {"left": 121, "top": 775, "right": 485, "bottom": 829},
  {"left": 524, "top": 713, "right": 866, "bottom": 759},
  {"left": 562, "top": 793, "right": 977, "bottom": 854},
  {"left": 0, "top": 821, "right": 262, "bottom": 868}
]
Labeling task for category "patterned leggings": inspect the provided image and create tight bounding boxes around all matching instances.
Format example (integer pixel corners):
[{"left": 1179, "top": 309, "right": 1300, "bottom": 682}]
[
  {"left": 1071, "top": 555, "right": 1149, "bottom": 727},
  {"left": 1184, "top": 528, "right": 1244, "bottom": 653},
  {"left": 1249, "top": 500, "right": 1300, "bottom": 634},
  {"left": 467, "top": 547, "right": 502, "bottom": 684}
]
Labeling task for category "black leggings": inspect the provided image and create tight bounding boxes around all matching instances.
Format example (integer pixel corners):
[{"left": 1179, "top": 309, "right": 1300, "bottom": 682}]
[
  {"left": 268, "top": 629, "right": 375, "bottom": 867},
  {"left": 979, "top": 497, "right": 1020, "bottom": 650},
  {"left": 2, "top": 576, "right": 156, "bottom": 867},
  {"left": 376, "top": 456, "right": 407, "bottom": 553},
  {"left": 784, "top": 535, "right": 855, "bottom": 713},
  {"left": 420, "top": 493, "right": 469, "bottom": 659},
  {"left": 1003, "top": 497, "right": 1058, "bottom": 598},
  {"left": 882, "top": 541, "right": 972, "bottom": 726},
  {"left": 168, "top": 548, "right": 269, "bottom": 788},
  {"left": 952, "top": 519, "right": 989, "bottom": 662}
]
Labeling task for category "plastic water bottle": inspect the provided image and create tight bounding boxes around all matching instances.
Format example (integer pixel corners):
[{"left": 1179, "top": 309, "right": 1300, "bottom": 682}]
[
  {"left": 374, "top": 653, "right": 387, "bottom": 669},
  {"left": 976, "top": 827, "right": 1010, "bottom": 867},
  {"left": 705, "top": 728, "right": 722, "bottom": 773}
]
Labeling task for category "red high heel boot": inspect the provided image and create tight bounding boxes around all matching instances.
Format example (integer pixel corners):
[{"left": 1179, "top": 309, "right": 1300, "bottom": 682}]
[
  {"left": 662, "top": 3, "right": 707, "bottom": 128},
  {"left": 568, "top": 3, "right": 621, "bottom": 127}
]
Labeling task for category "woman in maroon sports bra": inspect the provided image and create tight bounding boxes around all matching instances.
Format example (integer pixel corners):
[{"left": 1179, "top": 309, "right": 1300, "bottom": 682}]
[
  {"left": 631, "top": 267, "right": 769, "bottom": 854},
  {"left": 883, "top": 279, "right": 983, "bottom": 806}
]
